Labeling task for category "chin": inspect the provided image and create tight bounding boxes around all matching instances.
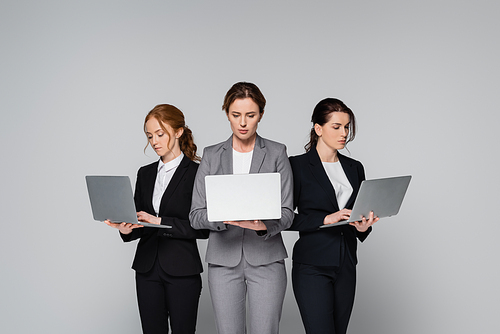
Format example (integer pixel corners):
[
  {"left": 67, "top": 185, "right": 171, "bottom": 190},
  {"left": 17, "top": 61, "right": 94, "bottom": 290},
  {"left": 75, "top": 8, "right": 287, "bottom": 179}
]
[{"left": 235, "top": 133, "right": 252, "bottom": 141}]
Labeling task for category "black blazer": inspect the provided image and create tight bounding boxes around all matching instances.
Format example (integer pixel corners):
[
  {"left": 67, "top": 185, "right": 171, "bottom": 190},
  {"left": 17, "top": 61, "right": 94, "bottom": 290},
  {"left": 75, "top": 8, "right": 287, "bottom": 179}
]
[
  {"left": 121, "top": 155, "right": 209, "bottom": 276},
  {"left": 289, "top": 147, "right": 371, "bottom": 267}
]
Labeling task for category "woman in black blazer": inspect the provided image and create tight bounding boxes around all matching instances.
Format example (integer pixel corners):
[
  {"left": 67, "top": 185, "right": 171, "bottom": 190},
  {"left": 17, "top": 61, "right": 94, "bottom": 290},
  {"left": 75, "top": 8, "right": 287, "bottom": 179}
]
[
  {"left": 106, "top": 104, "right": 209, "bottom": 334},
  {"left": 289, "top": 98, "right": 378, "bottom": 334}
]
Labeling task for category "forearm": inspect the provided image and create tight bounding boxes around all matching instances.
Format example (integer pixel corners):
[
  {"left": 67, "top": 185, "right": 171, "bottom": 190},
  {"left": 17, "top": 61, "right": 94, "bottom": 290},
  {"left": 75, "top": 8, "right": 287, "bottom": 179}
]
[
  {"left": 160, "top": 216, "right": 210, "bottom": 239},
  {"left": 288, "top": 210, "right": 328, "bottom": 232},
  {"left": 262, "top": 207, "right": 294, "bottom": 237}
]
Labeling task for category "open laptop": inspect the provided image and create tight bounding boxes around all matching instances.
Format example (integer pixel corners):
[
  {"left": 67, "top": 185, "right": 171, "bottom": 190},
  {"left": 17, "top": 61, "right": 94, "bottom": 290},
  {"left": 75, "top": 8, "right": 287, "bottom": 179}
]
[
  {"left": 86, "top": 175, "right": 171, "bottom": 228},
  {"left": 319, "top": 175, "right": 412, "bottom": 228},
  {"left": 205, "top": 173, "right": 282, "bottom": 222}
]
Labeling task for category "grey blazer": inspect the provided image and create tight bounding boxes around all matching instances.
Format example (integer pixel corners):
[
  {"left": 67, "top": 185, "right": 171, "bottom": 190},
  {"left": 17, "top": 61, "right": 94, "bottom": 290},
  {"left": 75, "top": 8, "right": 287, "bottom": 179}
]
[{"left": 189, "top": 134, "right": 294, "bottom": 267}]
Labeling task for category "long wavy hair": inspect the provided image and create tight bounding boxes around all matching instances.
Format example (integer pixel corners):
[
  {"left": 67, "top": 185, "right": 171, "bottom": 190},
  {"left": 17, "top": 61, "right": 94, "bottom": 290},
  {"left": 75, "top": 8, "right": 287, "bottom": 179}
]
[{"left": 144, "top": 104, "right": 200, "bottom": 162}]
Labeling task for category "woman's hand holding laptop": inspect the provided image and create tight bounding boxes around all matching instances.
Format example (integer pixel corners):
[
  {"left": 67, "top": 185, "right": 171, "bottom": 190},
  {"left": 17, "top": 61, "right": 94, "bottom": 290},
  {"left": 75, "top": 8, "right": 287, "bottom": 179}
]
[
  {"left": 323, "top": 209, "right": 352, "bottom": 226},
  {"left": 137, "top": 211, "right": 161, "bottom": 226},
  {"left": 224, "top": 220, "right": 267, "bottom": 232},
  {"left": 323, "top": 209, "right": 379, "bottom": 233},
  {"left": 104, "top": 220, "right": 143, "bottom": 235},
  {"left": 104, "top": 211, "right": 162, "bottom": 234},
  {"left": 349, "top": 211, "right": 379, "bottom": 232}
]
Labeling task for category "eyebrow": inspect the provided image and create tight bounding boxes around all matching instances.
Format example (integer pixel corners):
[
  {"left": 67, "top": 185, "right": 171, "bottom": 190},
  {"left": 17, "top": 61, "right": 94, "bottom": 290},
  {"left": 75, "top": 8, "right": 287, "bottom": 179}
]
[
  {"left": 230, "top": 111, "right": 257, "bottom": 115},
  {"left": 146, "top": 129, "right": 163, "bottom": 135}
]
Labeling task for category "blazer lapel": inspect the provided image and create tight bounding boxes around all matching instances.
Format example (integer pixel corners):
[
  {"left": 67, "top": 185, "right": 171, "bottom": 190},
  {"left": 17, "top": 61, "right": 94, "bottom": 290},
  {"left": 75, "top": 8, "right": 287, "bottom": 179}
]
[
  {"left": 159, "top": 155, "right": 189, "bottom": 211},
  {"left": 249, "top": 134, "right": 265, "bottom": 174},
  {"left": 143, "top": 161, "right": 159, "bottom": 214},
  {"left": 220, "top": 136, "right": 233, "bottom": 174},
  {"left": 338, "top": 152, "right": 360, "bottom": 209},
  {"left": 308, "top": 148, "right": 340, "bottom": 212}
]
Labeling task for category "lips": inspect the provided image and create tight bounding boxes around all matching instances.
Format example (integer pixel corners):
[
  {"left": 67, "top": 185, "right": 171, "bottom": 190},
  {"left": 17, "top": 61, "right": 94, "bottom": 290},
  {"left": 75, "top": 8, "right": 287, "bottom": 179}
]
[{"left": 238, "top": 129, "right": 248, "bottom": 134}]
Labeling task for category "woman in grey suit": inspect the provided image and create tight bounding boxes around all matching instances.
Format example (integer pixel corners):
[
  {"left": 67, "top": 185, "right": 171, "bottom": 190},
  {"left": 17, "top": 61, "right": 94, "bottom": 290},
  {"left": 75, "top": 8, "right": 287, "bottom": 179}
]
[{"left": 189, "top": 82, "right": 294, "bottom": 334}]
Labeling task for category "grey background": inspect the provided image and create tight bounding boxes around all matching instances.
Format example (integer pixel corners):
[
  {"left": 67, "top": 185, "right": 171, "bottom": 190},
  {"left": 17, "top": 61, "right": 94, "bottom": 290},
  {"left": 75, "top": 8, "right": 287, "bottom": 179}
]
[{"left": 1, "top": 0, "right": 499, "bottom": 333}]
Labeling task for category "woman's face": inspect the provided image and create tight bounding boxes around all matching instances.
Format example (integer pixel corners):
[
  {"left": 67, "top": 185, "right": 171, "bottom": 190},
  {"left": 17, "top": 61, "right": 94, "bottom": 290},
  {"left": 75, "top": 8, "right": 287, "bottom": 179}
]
[
  {"left": 315, "top": 112, "right": 350, "bottom": 151},
  {"left": 145, "top": 117, "right": 183, "bottom": 162},
  {"left": 227, "top": 97, "right": 263, "bottom": 143}
]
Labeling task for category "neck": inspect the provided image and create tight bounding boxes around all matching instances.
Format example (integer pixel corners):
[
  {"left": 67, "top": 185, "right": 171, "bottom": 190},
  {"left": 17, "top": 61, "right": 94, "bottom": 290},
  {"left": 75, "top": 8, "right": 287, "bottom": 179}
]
[
  {"left": 316, "top": 140, "right": 338, "bottom": 163},
  {"left": 232, "top": 134, "right": 256, "bottom": 153},
  {"left": 161, "top": 147, "right": 182, "bottom": 163}
]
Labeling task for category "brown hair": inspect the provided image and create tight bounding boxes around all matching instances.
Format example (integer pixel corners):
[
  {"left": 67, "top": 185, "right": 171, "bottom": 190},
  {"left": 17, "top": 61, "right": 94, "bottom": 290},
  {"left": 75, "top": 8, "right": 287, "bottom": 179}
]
[
  {"left": 222, "top": 82, "right": 266, "bottom": 114},
  {"left": 305, "top": 98, "right": 357, "bottom": 152},
  {"left": 144, "top": 104, "right": 200, "bottom": 162}
]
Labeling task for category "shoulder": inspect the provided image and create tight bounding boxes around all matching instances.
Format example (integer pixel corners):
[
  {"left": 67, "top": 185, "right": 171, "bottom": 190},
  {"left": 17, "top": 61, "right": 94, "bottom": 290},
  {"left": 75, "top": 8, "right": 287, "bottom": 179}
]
[
  {"left": 137, "top": 160, "right": 158, "bottom": 176},
  {"left": 258, "top": 136, "right": 288, "bottom": 158},
  {"left": 186, "top": 158, "right": 199, "bottom": 172},
  {"left": 338, "top": 152, "right": 363, "bottom": 168},
  {"left": 201, "top": 140, "right": 227, "bottom": 157},
  {"left": 289, "top": 151, "right": 308, "bottom": 164},
  {"left": 260, "top": 136, "right": 286, "bottom": 150},
  {"left": 178, "top": 154, "right": 199, "bottom": 170}
]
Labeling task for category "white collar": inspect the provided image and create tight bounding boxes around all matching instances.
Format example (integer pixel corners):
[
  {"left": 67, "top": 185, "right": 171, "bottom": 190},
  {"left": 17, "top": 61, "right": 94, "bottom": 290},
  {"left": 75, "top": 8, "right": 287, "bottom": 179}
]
[{"left": 157, "top": 152, "right": 184, "bottom": 173}]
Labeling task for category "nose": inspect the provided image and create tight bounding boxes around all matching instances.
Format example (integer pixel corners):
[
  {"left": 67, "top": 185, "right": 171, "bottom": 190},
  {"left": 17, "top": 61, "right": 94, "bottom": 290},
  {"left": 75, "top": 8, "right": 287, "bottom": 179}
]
[
  {"left": 341, "top": 127, "right": 348, "bottom": 137},
  {"left": 240, "top": 116, "right": 247, "bottom": 127},
  {"left": 151, "top": 135, "right": 158, "bottom": 145}
]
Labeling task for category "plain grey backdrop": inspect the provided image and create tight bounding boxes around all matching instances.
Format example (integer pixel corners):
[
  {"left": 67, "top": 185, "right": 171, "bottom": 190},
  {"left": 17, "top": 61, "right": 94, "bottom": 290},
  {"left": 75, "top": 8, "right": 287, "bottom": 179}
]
[{"left": 1, "top": 0, "right": 499, "bottom": 333}]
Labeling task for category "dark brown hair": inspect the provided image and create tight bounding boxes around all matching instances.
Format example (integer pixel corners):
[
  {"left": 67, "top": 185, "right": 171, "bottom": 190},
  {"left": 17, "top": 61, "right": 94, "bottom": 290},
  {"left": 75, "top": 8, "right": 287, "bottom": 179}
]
[
  {"left": 144, "top": 104, "right": 200, "bottom": 162},
  {"left": 222, "top": 82, "right": 266, "bottom": 114},
  {"left": 305, "top": 98, "right": 357, "bottom": 152}
]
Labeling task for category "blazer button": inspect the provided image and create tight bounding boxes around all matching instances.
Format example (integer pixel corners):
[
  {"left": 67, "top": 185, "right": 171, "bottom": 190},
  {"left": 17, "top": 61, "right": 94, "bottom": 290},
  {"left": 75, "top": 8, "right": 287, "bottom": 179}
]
[
  {"left": 163, "top": 233, "right": 168, "bottom": 237},
  {"left": 217, "top": 226, "right": 221, "bottom": 230}
]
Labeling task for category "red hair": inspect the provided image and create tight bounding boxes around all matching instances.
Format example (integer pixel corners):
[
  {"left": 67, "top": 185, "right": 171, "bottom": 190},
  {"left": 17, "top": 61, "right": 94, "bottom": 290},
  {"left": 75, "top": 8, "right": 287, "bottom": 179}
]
[{"left": 144, "top": 104, "right": 200, "bottom": 162}]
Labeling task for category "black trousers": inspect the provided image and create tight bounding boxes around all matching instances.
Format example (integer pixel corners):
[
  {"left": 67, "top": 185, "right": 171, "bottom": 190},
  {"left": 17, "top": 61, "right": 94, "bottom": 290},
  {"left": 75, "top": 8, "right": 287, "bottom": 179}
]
[
  {"left": 292, "top": 253, "right": 356, "bottom": 334},
  {"left": 135, "top": 258, "right": 202, "bottom": 334}
]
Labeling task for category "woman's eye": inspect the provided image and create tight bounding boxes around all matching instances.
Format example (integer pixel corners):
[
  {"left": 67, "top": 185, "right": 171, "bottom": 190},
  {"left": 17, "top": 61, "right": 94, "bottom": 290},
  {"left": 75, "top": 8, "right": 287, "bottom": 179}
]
[
  {"left": 158, "top": 133, "right": 164, "bottom": 137},
  {"left": 248, "top": 115, "right": 255, "bottom": 118}
]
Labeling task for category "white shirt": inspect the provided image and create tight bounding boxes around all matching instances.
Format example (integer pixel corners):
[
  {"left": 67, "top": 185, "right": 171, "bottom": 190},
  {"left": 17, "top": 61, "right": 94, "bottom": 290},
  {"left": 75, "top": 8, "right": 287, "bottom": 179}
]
[
  {"left": 232, "top": 149, "right": 253, "bottom": 174},
  {"left": 322, "top": 161, "right": 353, "bottom": 210},
  {"left": 152, "top": 152, "right": 184, "bottom": 215}
]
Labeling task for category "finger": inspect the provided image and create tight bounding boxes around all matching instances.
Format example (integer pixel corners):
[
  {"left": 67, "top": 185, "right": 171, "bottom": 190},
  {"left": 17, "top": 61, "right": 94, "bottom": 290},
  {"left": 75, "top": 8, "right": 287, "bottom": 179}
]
[{"left": 369, "top": 211, "right": 375, "bottom": 221}]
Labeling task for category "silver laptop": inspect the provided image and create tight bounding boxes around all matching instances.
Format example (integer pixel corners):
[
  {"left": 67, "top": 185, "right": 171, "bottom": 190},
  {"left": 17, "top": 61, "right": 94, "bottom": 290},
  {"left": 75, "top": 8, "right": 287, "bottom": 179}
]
[
  {"left": 205, "top": 173, "right": 281, "bottom": 222},
  {"left": 86, "top": 175, "right": 171, "bottom": 228},
  {"left": 320, "top": 175, "right": 412, "bottom": 228}
]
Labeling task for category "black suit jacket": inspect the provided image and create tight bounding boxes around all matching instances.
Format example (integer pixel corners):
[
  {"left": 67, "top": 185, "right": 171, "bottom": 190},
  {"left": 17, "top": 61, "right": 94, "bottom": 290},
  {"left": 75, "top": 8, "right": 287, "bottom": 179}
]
[
  {"left": 121, "top": 155, "right": 209, "bottom": 276},
  {"left": 289, "top": 147, "right": 371, "bottom": 267}
]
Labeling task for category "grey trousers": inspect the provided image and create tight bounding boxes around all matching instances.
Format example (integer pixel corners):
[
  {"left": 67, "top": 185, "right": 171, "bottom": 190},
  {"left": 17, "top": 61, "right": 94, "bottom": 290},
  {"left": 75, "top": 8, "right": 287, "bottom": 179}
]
[{"left": 208, "top": 257, "right": 287, "bottom": 334}]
